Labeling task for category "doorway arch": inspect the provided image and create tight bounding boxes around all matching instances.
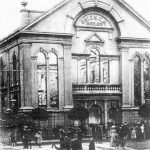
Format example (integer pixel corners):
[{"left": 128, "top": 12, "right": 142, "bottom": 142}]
[{"left": 89, "top": 104, "right": 102, "bottom": 124}]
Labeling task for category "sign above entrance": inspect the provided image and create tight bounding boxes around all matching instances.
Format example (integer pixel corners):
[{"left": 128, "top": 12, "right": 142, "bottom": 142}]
[{"left": 76, "top": 13, "right": 112, "bottom": 29}]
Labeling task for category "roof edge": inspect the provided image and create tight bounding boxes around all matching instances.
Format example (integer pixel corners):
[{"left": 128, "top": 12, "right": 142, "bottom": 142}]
[{"left": 116, "top": 0, "right": 150, "bottom": 29}]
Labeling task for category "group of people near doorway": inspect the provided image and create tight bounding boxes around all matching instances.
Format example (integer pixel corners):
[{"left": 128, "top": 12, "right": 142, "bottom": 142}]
[
  {"left": 109, "top": 121, "right": 147, "bottom": 148},
  {"left": 109, "top": 123, "right": 129, "bottom": 148},
  {"left": 9, "top": 121, "right": 149, "bottom": 149},
  {"left": 52, "top": 126, "right": 83, "bottom": 150}
]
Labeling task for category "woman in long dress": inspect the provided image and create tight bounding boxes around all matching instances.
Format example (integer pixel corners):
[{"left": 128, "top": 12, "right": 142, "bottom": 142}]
[
  {"left": 35, "top": 131, "right": 42, "bottom": 148},
  {"left": 109, "top": 125, "right": 117, "bottom": 147}
]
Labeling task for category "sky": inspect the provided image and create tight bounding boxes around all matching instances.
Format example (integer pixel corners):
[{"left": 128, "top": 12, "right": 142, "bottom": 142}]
[{"left": 0, "top": 0, "right": 150, "bottom": 39}]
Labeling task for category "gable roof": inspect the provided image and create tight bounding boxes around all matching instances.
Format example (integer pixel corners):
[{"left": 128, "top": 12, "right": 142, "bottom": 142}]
[{"left": 1, "top": 0, "right": 150, "bottom": 44}]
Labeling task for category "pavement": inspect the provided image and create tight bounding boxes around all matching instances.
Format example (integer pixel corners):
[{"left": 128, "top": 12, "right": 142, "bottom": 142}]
[{"left": 0, "top": 139, "right": 150, "bottom": 150}]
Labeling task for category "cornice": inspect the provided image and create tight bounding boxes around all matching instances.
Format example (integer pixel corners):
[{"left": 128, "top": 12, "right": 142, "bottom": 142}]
[
  {"left": 117, "top": 37, "right": 150, "bottom": 49},
  {"left": 0, "top": 31, "right": 74, "bottom": 51},
  {"left": 21, "top": 30, "right": 74, "bottom": 38},
  {"left": 117, "top": 37, "right": 150, "bottom": 43}
]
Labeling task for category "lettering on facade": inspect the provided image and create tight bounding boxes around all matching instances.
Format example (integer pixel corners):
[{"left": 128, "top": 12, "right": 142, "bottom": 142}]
[{"left": 76, "top": 13, "right": 112, "bottom": 28}]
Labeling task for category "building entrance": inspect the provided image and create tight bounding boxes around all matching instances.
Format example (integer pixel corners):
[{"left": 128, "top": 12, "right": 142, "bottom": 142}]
[{"left": 89, "top": 104, "right": 102, "bottom": 124}]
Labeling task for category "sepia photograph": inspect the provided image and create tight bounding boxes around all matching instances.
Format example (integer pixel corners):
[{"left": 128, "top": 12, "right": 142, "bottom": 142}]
[{"left": 0, "top": 0, "right": 150, "bottom": 149}]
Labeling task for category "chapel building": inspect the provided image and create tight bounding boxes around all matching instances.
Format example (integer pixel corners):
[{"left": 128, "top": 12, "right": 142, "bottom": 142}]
[{"left": 1, "top": 0, "right": 150, "bottom": 128}]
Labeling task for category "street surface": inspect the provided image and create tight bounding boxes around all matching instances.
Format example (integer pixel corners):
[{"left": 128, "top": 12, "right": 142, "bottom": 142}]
[{"left": 0, "top": 140, "right": 150, "bottom": 150}]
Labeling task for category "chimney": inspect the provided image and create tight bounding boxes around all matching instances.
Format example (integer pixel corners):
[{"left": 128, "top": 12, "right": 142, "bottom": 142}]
[{"left": 20, "top": 0, "right": 30, "bottom": 27}]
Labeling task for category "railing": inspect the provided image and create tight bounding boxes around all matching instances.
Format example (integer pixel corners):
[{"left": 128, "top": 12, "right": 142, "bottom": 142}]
[{"left": 72, "top": 84, "right": 121, "bottom": 94}]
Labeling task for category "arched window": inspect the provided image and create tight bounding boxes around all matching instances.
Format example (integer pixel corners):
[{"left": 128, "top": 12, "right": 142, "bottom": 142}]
[
  {"left": 89, "top": 49, "right": 109, "bottom": 83},
  {"left": 49, "top": 52, "right": 59, "bottom": 109},
  {"left": 143, "top": 56, "right": 150, "bottom": 99},
  {"left": 90, "top": 49, "right": 100, "bottom": 83},
  {"left": 0, "top": 58, "right": 4, "bottom": 87},
  {"left": 134, "top": 56, "right": 142, "bottom": 106},
  {"left": 37, "top": 52, "right": 47, "bottom": 106},
  {"left": 108, "top": 106, "right": 117, "bottom": 122}
]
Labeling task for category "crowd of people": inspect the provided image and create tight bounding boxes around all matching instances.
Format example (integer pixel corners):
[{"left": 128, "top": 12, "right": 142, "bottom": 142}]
[
  {"left": 8, "top": 120, "right": 150, "bottom": 149},
  {"left": 108, "top": 121, "right": 150, "bottom": 148}
]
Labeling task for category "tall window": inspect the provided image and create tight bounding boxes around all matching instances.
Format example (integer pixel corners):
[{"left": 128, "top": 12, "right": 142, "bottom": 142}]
[
  {"left": 134, "top": 56, "right": 141, "bottom": 106},
  {"left": 90, "top": 49, "right": 100, "bottom": 83},
  {"left": 0, "top": 58, "right": 4, "bottom": 87},
  {"left": 80, "top": 48, "right": 109, "bottom": 84},
  {"left": 12, "top": 51, "right": 17, "bottom": 85},
  {"left": 37, "top": 52, "right": 47, "bottom": 106},
  {"left": 144, "top": 57, "right": 150, "bottom": 99},
  {"left": 80, "top": 59, "right": 86, "bottom": 83},
  {"left": 49, "top": 52, "right": 59, "bottom": 109},
  {"left": 0, "top": 58, "right": 8, "bottom": 114}
]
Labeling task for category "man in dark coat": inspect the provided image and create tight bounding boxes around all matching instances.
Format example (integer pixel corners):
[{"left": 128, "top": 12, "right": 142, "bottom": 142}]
[
  {"left": 89, "top": 137, "right": 95, "bottom": 150},
  {"left": 71, "top": 134, "right": 82, "bottom": 150},
  {"left": 61, "top": 136, "right": 71, "bottom": 150},
  {"left": 119, "top": 123, "right": 129, "bottom": 148}
]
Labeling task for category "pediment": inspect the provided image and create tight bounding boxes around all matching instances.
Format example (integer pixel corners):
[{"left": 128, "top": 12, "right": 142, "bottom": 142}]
[
  {"left": 85, "top": 33, "right": 104, "bottom": 43},
  {"left": 1, "top": 0, "right": 150, "bottom": 44}
]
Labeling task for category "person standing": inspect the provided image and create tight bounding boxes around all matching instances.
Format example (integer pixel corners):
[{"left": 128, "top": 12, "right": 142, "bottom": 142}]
[
  {"left": 71, "top": 134, "right": 82, "bottom": 150},
  {"left": 61, "top": 136, "right": 71, "bottom": 150},
  {"left": 10, "top": 130, "right": 16, "bottom": 146},
  {"left": 140, "top": 124, "right": 145, "bottom": 140},
  {"left": 109, "top": 125, "right": 117, "bottom": 147},
  {"left": 89, "top": 137, "right": 95, "bottom": 150},
  {"left": 119, "top": 123, "right": 129, "bottom": 148},
  {"left": 35, "top": 131, "right": 42, "bottom": 148}
]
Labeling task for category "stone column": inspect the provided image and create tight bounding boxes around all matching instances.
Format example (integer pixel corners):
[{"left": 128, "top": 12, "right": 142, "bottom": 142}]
[
  {"left": 19, "top": 44, "right": 25, "bottom": 107},
  {"left": 58, "top": 57, "right": 65, "bottom": 110},
  {"left": 129, "top": 59, "right": 134, "bottom": 106},
  {"left": 31, "top": 56, "right": 38, "bottom": 108},
  {"left": 104, "top": 100, "right": 108, "bottom": 128},
  {"left": 63, "top": 44, "right": 73, "bottom": 107},
  {"left": 87, "top": 58, "right": 90, "bottom": 83},
  {"left": 120, "top": 47, "right": 130, "bottom": 107},
  {"left": 77, "top": 58, "right": 81, "bottom": 84}
]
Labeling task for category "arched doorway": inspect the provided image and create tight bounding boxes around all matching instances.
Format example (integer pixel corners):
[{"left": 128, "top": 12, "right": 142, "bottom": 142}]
[
  {"left": 108, "top": 106, "right": 118, "bottom": 128},
  {"left": 89, "top": 104, "right": 102, "bottom": 125}
]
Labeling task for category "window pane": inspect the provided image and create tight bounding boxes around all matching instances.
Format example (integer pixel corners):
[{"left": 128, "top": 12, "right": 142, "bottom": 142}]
[
  {"left": 49, "top": 53, "right": 57, "bottom": 65},
  {"left": 37, "top": 52, "right": 46, "bottom": 106},
  {"left": 37, "top": 52, "right": 46, "bottom": 65},
  {"left": 144, "top": 59, "right": 150, "bottom": 99},
  {"left": 134, "top": 56, "right": 141, "bottom": 106},
  {"left": 90, "top": 49, "right": 100, "bottom": 83},
  {"left": 101, "top": 59, "right": 109, "bottom": 83},
  {"left": 49, "top": 53, "right": 59, "bottom": 109},
  {"left": 80, "top": 59, "right": 86, "bottom": 83}
]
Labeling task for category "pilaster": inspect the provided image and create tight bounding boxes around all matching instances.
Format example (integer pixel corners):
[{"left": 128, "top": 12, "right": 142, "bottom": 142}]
[
  {"left": 21, "top": 43, "right": 32, "bottom": 107},
  {"left": 120, "top": 47, "right": 130, "bottom": 107},
  {"left": 129, "top": 59, "right": 134, "bottom": 106},
  {"left": 31, "top": 56, "right": 38, "bottom": 108},
  {"left": 77, "top": 58, "right": 81, "bottom": 84},
  {"left": 104, "top": 101, "right": 108, "bottom": 128},
  {"left": 63, "top": 44, "right": 73, "bottom": 107},
  {"left": 58, "top": 57, "right": 65, "bottom": 110}
]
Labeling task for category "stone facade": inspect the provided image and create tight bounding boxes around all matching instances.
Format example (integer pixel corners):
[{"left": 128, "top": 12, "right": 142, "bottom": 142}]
[{"left": 1, "top": 0, "right": 150, "bottom": 128}]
